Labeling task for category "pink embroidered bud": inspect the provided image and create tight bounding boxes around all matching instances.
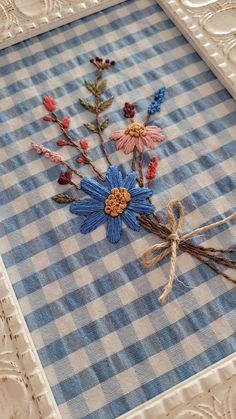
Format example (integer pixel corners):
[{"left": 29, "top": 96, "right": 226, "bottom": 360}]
[
  {"left": 58, "top": 170, "right": 72, "bottom": 185},
  {"left": 43, "top": 96, "right": 56, "bottom": 112},
  {"left": 31, "top": 142, "right": 64, "bottom": 163},
  {"left": 76, "top": 156, "right": 86, "bottom": 164},
  {"left": 80, "top": 139, "right": 89, "bottom": 150},
  {"left": 61, "top": 116, "right": 70, "bottom": 128},
  {"left": 57, "top": 139, "right": 69, "bottom": 146},
  {"left": 43, "top": 114, "right": 53, "bottom": 121}
]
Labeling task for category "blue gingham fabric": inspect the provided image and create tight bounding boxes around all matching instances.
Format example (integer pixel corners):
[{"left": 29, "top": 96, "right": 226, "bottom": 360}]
[{"left": 0, "top": 0, "right": 236, "bottom": 418}]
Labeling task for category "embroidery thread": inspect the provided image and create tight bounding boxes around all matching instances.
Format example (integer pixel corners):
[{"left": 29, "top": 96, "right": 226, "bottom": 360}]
[
  {"left": 109, "top": 87, "right": 165, "bottom": 186},
  {"left": 70, "top": 166, "right": 155, "bottom": 243},
  {"left": 140, "top": 200, "right": 236, "bottom": 303},
  {"left": 80, "top": 56, "right": 116, "bottom": 166},
  {"left": 32, "top": 56, "right": 165, "bottom": 240},
  {"left": 31, "top": 56, "right": 236, "bottom": 302}
]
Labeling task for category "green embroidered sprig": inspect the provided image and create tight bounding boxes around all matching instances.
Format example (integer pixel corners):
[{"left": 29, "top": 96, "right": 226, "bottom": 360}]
[
  {"left": 52, "top": 194, "right": 76, "bottom": 204},
  {"left": 80, "top": 57, "right": 115, "bottom": 165}
]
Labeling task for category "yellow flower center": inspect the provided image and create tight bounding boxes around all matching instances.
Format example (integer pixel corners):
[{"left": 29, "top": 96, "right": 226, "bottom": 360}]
[
  {"left": 125, "top": 122, "right": 146, "bottom": 137},
  {"left": 104, "top": 187, "right": 131, "bottom": 217}
]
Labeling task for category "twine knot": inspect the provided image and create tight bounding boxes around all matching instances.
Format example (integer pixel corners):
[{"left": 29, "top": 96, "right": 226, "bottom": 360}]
[
  {"left": 168, "top": 233, "right": 181, "bottom": 243},
  {"left": 141, "top": 199, "right": 236, "bottom": 304}
]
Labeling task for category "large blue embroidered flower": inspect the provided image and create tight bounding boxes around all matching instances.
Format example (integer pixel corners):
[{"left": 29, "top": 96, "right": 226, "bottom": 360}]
[{"left": 70, "top": 166, "right": 155, "bottom": 243}]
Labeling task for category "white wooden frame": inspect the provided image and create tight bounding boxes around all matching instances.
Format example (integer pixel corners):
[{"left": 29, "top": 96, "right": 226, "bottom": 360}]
[
  {"left": 0, "top": 0, "right": 235, "bottom": 417},
  {"left": 157, "top": 0, "right": 236, "bottom": 101}
]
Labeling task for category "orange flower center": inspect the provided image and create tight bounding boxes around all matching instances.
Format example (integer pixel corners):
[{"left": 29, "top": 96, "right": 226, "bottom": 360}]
[
  {"left": 104, "top": 187, "right": 131, "bottom": 217},
  {"left": 125, "top": 122, "right": 146, "bottom": 137}
]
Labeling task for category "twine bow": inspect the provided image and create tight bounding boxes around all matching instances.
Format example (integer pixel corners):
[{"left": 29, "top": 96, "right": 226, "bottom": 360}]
[{"left": 140, "top": 200, "right": 236, "bottom": 303}]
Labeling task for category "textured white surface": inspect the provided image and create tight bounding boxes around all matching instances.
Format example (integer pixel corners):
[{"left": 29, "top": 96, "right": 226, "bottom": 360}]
[
  {"left": 0, "top": 0, "right": 126, "bottom": 49},
  {"left": 119, "top": 352, "right": 236, "bottom": 418},
  {"left": 157, "top": 0, "right": 236, "bottom": 100},
  {"left": 0, "top": 257, "right": 61, "bottom": 419}
]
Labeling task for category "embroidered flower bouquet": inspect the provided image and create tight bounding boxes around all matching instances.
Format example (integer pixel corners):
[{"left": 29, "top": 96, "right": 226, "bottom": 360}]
[
  {"left": 32, "top": 56, "right": 165, "bottom": 243},
  {"left": 32, "top": 56, "right": 236, "bottom": 302}
]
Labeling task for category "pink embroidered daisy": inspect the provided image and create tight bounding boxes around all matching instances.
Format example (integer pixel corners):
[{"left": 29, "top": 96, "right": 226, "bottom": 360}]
[{"left": 109, "top": 122, "right": 164, "bottom": 154}]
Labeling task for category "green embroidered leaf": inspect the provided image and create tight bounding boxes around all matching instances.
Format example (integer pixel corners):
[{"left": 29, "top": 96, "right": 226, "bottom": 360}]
[
  {"left": 96, "top": 79, "right": 107, "bottom": 95},
  {"left": 84, "top": 80, "right": 96, "bottom": 95},
  {"left": 100, "top": 117, "right": 109, "bottom": 131},
  {"left": 79, "top": 98, "right": 96, "bottom": 113},
  {"left": 85, "top": 122, "right": 98, "bottom": 133},
  {"left": 98, "top": 96, "right": 113, "bottom": 112},
  {"left": 52, "top": 194, "right": 75, "bottom": 204}
]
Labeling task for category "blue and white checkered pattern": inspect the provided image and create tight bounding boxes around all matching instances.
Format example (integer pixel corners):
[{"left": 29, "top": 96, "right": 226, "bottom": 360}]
[{"left": 0, "top": 0, "right": 236, "bottom": 417}]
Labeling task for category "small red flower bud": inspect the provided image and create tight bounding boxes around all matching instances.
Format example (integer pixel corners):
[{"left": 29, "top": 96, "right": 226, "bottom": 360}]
[
  {"left": 76, "top": 156, "right": 86, "bottom": 164},
  {"left": 61, "top": 116, "right": 70, "bottom": 128},
  {"left": 43, "top": 96, "right": 56, "bottom": 112},
  {"left": 43, "top": 114, "right": 52, "bottom": 121},
  {"left": 110, "top": 60, "right": 116, "bottom": 66},
  {"left": 57, "top": 139, "right": 69, "bottom": 146},
  {"left": 58, "top": 170, "right": 72, "bottom": 185},
  {"left": 80, "top": 138, "right": 89, "bottom": 150},
  {"left": 105, "top": 59, "right": 110, "bottom": 64},
  {"left": 90, "top": 58, "right": 94, "bottom": 63}
]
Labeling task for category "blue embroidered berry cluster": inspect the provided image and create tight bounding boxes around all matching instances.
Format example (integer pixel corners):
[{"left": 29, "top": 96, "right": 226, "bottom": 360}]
[{"left": 147, "top": 87, "right": 166, "bottom": 115}]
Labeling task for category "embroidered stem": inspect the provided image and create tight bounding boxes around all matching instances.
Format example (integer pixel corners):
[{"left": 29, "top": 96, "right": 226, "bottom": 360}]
[
  {"left": 144, "top": 114, "right": 151, "bottom": 126},
  {"left": 131, "top": 147, "right": 137, "bottom": 172},
  {"left": 31, "top": 142, "right": 83, "bottom": 180},
  {"left": 138, "top": 151, "right": 144, "bottom": 187},
  {"left": 63, "top": 161, "right": 83, "bottom": 179},
  {"left": 51, "top": 112, "right": 105, "bottom": 181},
  {"left": 94, "top": 69, "right": 112, "bottom": 166},
  {"left": 139, "top": 200, "right": 236, "bottom": 303},
  {"left": 80, "top": 57, "right": 115, "bottom": 167},
  {"left": 69, "top": 180, "right": 81, "bottom": 191}
]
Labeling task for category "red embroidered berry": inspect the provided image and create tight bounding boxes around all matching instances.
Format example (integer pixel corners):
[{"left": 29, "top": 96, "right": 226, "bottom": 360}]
[
  {"left": 105, "top": 59, "right": 110, "bottom": 64},
  {"left": 80, "top": 138, "right": 89, "bottom": 150},
  {"left": 58, "top": 170, "right": 72, "bottom": 185},
  {"left": 76, "top": 156, "right": 86, "bottom": 164},
  {"left": 90, "top": 58, "right": 94, "bottom": 63},
  {"left": 61, "top": 116, "right": 70, "bottom": 128},
  {"left": 123, "top": 102, "right": 135, "bottom": 118},
  {"left": 57, "top": 139, "right": 69, "bottom": 146},
  {"left": 146, "top": 155, "right": 158, "bottom": 180},
  {"left": 43, "top": 96, "right": 56, "bottom": 112},
  {"left": 146, "top": 171, "right": 155, "bottom": 180},
  {"left": 43, "top": 114, "right": 52, "bottom": 121},
  {"left": 150, "top": 156, "right": 158, "bottom": 164},
  {"left": 110, "top": 60, "right": 116, "bottom": 66}
]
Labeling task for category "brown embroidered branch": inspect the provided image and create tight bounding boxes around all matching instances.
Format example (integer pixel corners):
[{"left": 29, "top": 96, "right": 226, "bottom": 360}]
[
  {"left": 51, "top": 111, "right": 105, "bottom": 181},
  {"left": 31, "top": 143, "right": 81, "bottom": 202},
  {"left": 80, "top": 56, "right": 116, "bottom": 166},
  {"left": 138, "top": 151, "right": 144, "bottom": 187},
  {"left": 139, "top": 199, "right": 236, "bottom": 303},
  {"left": 42, "top": 95, "right": 105, "bottom": 181}
]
